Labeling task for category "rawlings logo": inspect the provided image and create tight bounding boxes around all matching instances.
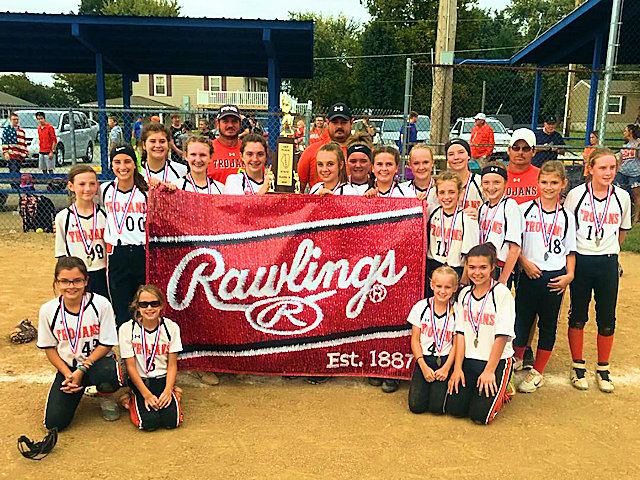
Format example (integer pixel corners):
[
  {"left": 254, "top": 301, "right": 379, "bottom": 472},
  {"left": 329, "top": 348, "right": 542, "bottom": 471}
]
[{"left": 166, "top": 238, "right": 406, "bottom": 335}]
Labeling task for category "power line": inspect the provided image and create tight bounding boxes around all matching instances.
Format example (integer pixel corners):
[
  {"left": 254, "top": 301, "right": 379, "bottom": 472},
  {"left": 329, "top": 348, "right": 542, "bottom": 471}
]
[{"left": 315, "top": 45, "right": 523, "bottom": 61}]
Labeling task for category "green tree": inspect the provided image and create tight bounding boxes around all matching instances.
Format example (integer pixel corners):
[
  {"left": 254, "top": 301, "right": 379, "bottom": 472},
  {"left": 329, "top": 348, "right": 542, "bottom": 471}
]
[
  {"left": 78, "top": 0, "right": 105, "bottom": 14},
  {"left": 285, "top": 13, "right": 361, "bottom": 110},
  {"left": 505, "top": 0, "right": 575, "bottom": 43},
  {"left": 101, "top": 0, "right": 180, "bottom": 16},
  {"left": 0, "top": 74, "right": 73, "bottom": 107},
  {"left": 52, "top": 73, "right": 122, "bottom": 104}
]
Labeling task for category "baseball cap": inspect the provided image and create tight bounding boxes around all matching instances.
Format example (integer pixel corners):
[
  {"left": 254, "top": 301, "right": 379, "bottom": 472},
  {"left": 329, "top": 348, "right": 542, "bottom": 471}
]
[
  {"left": 474, "top": 112, "right": 486, "bottom": 120},
  {"left": 149, "top": 115, "right": 161, "bottom": 122},
  {"left": 543, "top": 114, "right": 557, "bottom": 124},
  {"left": 327, "top": 103, "right": 352, "bottom": 121},
  {"left": 217, "top": 104, "right": 241, "bottom": 120},
  {"left": 110, "top": 144, "right": 137, "bottom": 162},
  {"left": 509, "top": 128, "right": 536, "bottom": 148}
]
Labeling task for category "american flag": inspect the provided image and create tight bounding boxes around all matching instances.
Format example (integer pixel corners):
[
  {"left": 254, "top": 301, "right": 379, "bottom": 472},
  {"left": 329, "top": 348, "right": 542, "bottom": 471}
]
[{"left": 1, "top": 125, "right": 28, "bottom": 160}]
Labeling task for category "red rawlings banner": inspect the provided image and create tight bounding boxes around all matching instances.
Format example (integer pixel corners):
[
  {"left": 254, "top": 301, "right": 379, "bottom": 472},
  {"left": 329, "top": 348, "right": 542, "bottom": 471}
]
[{"left": 147, "top": 189, "right": 426, "bottom": 379}]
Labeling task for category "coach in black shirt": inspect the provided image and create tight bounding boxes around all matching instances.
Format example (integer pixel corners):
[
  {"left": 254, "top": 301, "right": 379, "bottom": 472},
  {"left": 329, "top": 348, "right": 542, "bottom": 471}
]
[{"left": 532, "top": 115, "right": 566, "bottom": 167}]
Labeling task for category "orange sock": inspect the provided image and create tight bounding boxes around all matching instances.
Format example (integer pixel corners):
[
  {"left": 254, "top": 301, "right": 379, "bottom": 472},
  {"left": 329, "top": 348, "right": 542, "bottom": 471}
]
[
  {"left": 568, "top": 327, "right": 584, "bottom": 361},
  {"left": 533, "top": 348, "right": 553, "bottom": 373},
  {"left": 597, "top": 334, "right": 614, "bottom": 364}
]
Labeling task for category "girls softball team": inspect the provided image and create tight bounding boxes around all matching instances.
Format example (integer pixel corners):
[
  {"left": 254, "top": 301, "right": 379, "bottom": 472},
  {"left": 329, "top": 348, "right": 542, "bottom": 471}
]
[{"left": 35, "top": 126, "right": 628, "bottom": 437}]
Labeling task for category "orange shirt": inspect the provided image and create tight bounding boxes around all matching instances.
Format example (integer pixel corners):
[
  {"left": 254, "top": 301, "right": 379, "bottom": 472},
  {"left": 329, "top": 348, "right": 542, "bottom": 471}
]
[
  {"left": 297, "top": 137, "right": 347, "bottom": 191},
  {"left": 506, "top": 164, "right": 540, "bottom": 204},
  {"left": 582, "top": 146, "right": 596, "bottom": 176},
  {"left": 309, "top": 127, "right": 327, "bottom": 145},
  {"left": 470, "top": 123, "right": 495, "bottom": 158},
  {"left": 207, "top": 137, "right": 242, "bottom": 184}
]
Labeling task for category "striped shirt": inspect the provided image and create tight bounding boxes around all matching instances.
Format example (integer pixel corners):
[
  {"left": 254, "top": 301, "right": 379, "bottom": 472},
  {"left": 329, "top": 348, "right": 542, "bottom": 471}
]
[{"left": 1, "top": 125, "right": 28, "bottom": 160}]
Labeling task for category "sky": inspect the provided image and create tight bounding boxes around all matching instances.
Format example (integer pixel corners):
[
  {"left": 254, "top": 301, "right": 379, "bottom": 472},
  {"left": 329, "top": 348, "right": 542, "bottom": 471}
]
[{"left": 7, "top": 0, "right": 512, "bottom": 85}]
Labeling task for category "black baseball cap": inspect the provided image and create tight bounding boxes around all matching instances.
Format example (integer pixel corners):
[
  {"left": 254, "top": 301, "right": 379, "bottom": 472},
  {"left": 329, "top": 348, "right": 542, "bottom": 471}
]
[
  {"left": 327, "top": 103, "right": 352, "bottom": 121},
  {"left": 110, "top": 144, "right": 136, "bottom": 162},
  {"left": 543, "top": 114, "right": 557, "bottom": 124},
  {"left": 217, "top": 104, "right": 241, "bottom": 120}
]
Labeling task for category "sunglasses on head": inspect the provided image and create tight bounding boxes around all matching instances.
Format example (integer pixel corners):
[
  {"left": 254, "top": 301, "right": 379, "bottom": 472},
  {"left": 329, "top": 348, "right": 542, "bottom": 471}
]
[
  {"left": 511, "top": 145, "right": 533, "bottom": 152},
  {"left": 139, "top": 300, "right": 161, "bottom": 308}
]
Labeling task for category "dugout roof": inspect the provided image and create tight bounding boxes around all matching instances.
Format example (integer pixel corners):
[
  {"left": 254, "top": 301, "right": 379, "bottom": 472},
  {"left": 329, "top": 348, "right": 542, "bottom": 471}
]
[{"left": 0, "top": 12, "right": 314, "bottom": 78}]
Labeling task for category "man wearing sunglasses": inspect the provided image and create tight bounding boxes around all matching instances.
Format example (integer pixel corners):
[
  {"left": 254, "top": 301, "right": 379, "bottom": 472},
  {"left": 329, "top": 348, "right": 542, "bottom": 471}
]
[{"left": 506, "top": 128, "right": 539, "bottom": 205}]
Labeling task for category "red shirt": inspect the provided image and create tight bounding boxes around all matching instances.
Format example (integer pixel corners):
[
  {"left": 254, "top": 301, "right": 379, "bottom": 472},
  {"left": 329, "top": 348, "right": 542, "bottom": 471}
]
[
  {"left": 297, "top": 137, "right": 348, "bottom": 191},
  {"left": 506, "top": 164, "right": 540, "bottom": 204},
  {"left": 207, "top": 137, "right": 242, "bottom": 184},
  {"left": 470, "top": 123, "right": 495, "bottom": 159},
  {"left": 37, "top": 123, "right": 57, "bottom": 153},
  {"left": 309, "top": 128, "right": 327, "bottom": 145}
]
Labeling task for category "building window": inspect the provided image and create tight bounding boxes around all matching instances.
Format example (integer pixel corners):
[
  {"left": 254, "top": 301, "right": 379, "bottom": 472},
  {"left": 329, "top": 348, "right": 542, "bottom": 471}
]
[
  {"left": 608, "top": 95, "right": 624, "bottom": 115},
  {"left": 209, "top": 76, "right": 222, "bottom": 91},
  {"left": 154, "top": 75, "right": 167, "bottom": 96}
]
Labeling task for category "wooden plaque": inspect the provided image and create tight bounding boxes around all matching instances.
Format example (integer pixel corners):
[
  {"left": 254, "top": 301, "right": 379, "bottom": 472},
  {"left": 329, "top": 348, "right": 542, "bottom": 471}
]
[{"left": 272, "top": 136, "right": 296, "bottom": 193}]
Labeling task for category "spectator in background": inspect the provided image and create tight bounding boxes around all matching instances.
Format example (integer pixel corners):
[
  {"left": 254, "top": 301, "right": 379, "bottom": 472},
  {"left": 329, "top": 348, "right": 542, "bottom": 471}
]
[
  {"left": 2, "top": 112, "right": 27, "bottom": 189},
  {"left": 132, "top": 115, "right": 144, "bottom": 144},
  {"left": 150, "top": 115, "right": 161, "bottom": 123},
  {"left": 615, "top": 124, "right": 640, "bottom": 223},
  {"left": 469, "top": 112, "right": 495, "bottom": 167},
  {"left": 309, "top": 115, "right": 327, "bottom": 145},
  {"left": 239, "top": 114, "right": 252, "bottom": 139},
  {"left": 532, "top": 115, "right": 565, "bottom": 167},
  {"left": 297, "top": 103, "right": 353, "bottom": 192},
  {"left": 294, "top": 118, "right": 306, "bottom": 152},
  {"left": 354, "top": 114, "right": 376, "bottom": 142},
  {"left": 107, "top": 116, "right": 124, "bottom": 152},
  {"left": 582, "top": 131, "right": 598, "bottom": 177},
  {"left": 198, "top": 118, "right": 215, "bottom": 140},
  {"left": 206, "top": 104, "right": 243, "bottom": 184},
  {"left": 36, "top": 111, "right": 57, "bottom": 174},
  {"left": 169, "top": 113, "right": 184, "bottom": 164},
  {"left": 398, "top": 111, "right": 418, "bottom": 154},
  {"left": 506, "top": 128, "right": 539, "bottom": 205},
  {"left": 250, "top": 115, "right": 264, "bottom": 136}
]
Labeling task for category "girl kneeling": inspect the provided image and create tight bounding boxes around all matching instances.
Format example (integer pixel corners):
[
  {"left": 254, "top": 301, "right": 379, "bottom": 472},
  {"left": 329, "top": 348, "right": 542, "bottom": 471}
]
[
  {"left": 119, "top": 285, "right": 183, "bottom": 430},
  {"left": 446, "top": 243, "right": 515, "bottom": 425}
]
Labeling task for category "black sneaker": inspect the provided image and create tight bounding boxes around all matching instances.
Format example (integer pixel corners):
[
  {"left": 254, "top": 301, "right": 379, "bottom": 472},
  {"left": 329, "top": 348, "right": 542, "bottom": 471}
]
[
  {"left": 381, "top": 379, "right": 399, "bottom": 393},
  {"left": 368, "top": 377, "right": 383, "bottom": 387},
  {"left": 523, "top": 347, "right": 534, "bottom": 370}
]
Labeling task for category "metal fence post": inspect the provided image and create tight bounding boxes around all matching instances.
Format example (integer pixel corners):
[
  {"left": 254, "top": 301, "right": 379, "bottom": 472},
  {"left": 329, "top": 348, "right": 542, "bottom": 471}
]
[
  {"left": 69, "top": 107, "right": 77, "bottom": 166},
  {"left": 304, "top": 100, "right": 312, "bottom": 147},
  {"left": 597, "top": 0, "right": 624, "bottom": 145},
  {"left": 401, "top": 57, "right": 412, "bottom": 180}
]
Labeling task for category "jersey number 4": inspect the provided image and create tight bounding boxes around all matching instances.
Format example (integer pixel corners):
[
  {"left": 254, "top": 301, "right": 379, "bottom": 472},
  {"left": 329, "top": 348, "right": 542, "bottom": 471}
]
[{"left": 81, "top": 339, "right": 99, "bottom": 357}]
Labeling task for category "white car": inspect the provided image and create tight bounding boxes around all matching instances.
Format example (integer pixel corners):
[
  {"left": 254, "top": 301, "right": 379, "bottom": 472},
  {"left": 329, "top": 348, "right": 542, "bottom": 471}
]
[
  {"left": 10, "top": 109, "right": 97, "bottom": 167},
  {"left": 449, "top": 117, "right": 511, "bottom": 154}
]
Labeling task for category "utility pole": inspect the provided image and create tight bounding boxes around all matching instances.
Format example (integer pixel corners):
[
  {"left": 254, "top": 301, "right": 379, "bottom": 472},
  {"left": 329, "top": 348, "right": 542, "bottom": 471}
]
[
  {"left": 430, "top": 0, "right": 457, "bottom": 158},
  {"left": 562, "top": 0, "right": 584, "bottom": 138}
]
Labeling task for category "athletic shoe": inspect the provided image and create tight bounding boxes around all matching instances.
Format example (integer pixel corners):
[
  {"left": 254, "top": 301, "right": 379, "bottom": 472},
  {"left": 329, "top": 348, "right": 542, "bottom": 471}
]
[
  {"left": 100, "top": 396, "right": 121, "bottom": 421},
  {"left": 368, "top": 377, "right": 384, "bottom": 387},
  {"left": 618, "top": 262, "right": 623, "bottom": 277},
  {"left": 570, "top": 360, "right": 589, "bottom": 390},
  {"left": 513, "top": 357, "right": 524, "bottom": 372},
  {"left": 84, "top": 385, "right": 98, "bottom": 397},
  {"left": 191, "top": 371, "right": 220, "bottom": 385},
  {"left": 306, "top": 376, "right": 329, "bottom": 385},
  {"left": 518, "top": 368, "right": 544, "bottom": 393},
  {"left": 523, "top": 347, "right": 534, "bottom": 370},
  {"left": 381, "top": 379, "right": 399, "bottom": 393},
  {"left": 596, "top": 364, "right": 614, "bottom": 393}
]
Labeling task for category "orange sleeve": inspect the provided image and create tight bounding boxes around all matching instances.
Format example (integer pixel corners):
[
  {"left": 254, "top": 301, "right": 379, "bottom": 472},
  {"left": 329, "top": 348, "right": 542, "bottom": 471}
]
[
  {"left": 298, "top": 148, "right": 312, "bottom": 189},
  {"left": 487, "top": 127, "right": 495, "bottom": 154}
]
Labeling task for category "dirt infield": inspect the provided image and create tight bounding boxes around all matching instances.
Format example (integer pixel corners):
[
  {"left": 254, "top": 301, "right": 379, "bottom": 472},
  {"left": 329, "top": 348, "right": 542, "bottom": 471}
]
[{"left": 1, "top": 232, "right": 640, "bottom": 479}]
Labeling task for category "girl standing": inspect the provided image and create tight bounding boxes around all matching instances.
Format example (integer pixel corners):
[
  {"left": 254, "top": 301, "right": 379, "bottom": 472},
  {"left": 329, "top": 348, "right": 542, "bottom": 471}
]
[
  {"left": 365, "top": 147, "right": 415, "bottom": 198},
  {"left": 55, "top": 165, "right": 108, "bottom": 298},
  {"left": 38, "top": 257, "right": 124, "bottom": 430},
  {"left": 176, "top": 136, "right": 224, "bottom": 194},
  {"left": 445, "top": 139, "right": 485, "bottom": 211},
  {"left": 446, "top": 243, "right": 515, "bottom": 425},
  {"left": 401, "top": 143, "right": 437, "bottom": 202},
  {"left": 426, "top": 171, "right": 479, "bottom": 290},
  {"left": 101, "top": 144, "right": 148, "bottom": 328},
  {"left": 515, "top": 161, "right": 576, "bottom": 392},
  {"left": 346, "top": 134, "right": 374, "bottom": 195},
  {"left": 225, "top": 134, "right": 271, "bottom": 195},
  {"left": 408, "top": 266, "right": 459, "bottom": 414},
  {"left": 564, "top": 148, "right": 631, "bottom": 393},
  {"left": 309, "top": 143, "right": 358, "bottom": 196},
  {"left": 309, "top": 115, "right": 327, "bottom": 145},
  {"left": 477, "top": 162, "right": 522, "bottom": 285},
  {"left": 140, "top": 123, "right": 187, "bottom": 185},
  {"left": 119, "top": 285, "right": 183, "bottom": 431}
]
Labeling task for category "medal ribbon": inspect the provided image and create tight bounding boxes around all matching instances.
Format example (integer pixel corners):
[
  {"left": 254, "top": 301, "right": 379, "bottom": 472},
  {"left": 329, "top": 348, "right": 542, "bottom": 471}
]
[
  {"left": 440, "top": 205, "right": 460, "bottom": 257},
  {"left": 140, "top": 321, "right": 162, "bottom": 375},
  {"left": 111, "top": 181, "right": 137, "bottom": 235},
  {"left": 377, "top": 181, "right": 397, "bottom": 197},
  {"left": 331, "top": 182, "right": 344, "bottom": 194},
  {"left": 70, "top": 203, "right": 96, "bottom": 256},
  {"left": 480, "top": 196, "right": 505, "bottom": 243},
  {"left": 536, "top": 200, "right": 560, "bottom": 250},
  {"left": 243, "top": 172, "right": 257, "bottom": 195},
  {"left": 60, "top": 295, "right": 86, "bottom": 355},
  {"left": 466, "top": 279, "right": 494, "bottom": 338},
  {"left": 460, "top": 174, "right": 472, "bottom": 208},
  {"left": 588, "top": 182, "right": 613, "bottom": 236},
  {"left": 429, "top": 298, "right": 452, "bottom": 355},
  {"left": 145, "top": 161, "right": 168, "bottom": 183},
  {"left": 187, "top": 173, "right": 212, "bottom": 195},
  {"left": 412, "top": 178, "right": 433, "bottom": 195}
]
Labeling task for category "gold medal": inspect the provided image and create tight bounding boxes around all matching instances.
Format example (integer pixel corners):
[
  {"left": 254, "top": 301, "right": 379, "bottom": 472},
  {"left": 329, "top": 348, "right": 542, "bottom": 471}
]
[
  {"left": 474, "top": 337, "right": 479, "bottom": 348},
  {"left": 86, "top": 255, "right": 92, "bottom": 267},
  {"left": 436, "top": 356, "right": 442, "bottom": 367},
  {"left": 596, "top": 237, "right": 601, "bottom": 247}
]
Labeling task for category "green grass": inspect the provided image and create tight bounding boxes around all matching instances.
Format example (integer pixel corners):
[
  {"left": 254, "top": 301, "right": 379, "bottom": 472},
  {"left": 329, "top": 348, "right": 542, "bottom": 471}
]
[{"left": 621, "top": 223, "right": 640, "bottom": 253}]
